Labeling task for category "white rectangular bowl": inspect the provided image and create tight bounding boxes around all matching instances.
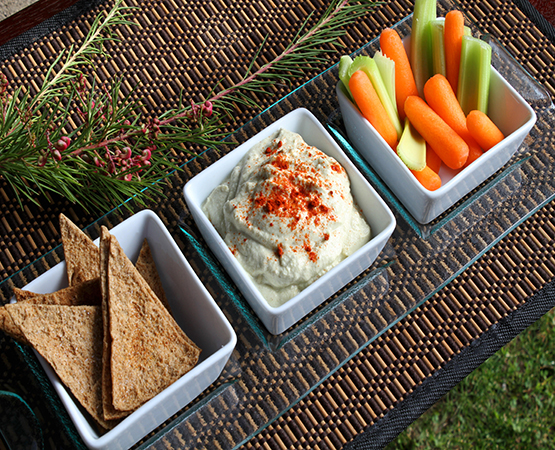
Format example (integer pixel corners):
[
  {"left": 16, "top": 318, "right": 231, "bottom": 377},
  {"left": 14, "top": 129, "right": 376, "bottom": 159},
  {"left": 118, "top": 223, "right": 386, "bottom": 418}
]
[
  {"left": 17, "top": 209, "right": 237, "bottom": 450},
  {"left": 337, "top": 65, "right": 537, "bottom": 224},
  {"left": 184, "top": 108, "right": 396, "bottom": 335}
]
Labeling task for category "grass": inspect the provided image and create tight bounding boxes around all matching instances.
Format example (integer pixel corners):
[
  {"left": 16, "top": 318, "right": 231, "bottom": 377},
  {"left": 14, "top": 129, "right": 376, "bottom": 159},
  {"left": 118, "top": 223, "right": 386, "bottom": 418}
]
[{"left": 385, "top": 307, "right": 555, "bottom": 450}]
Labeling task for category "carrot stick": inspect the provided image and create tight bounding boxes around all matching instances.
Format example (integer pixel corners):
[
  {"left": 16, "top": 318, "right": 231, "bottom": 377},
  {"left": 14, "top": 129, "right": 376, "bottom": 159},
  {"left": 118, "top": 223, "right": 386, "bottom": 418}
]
[
  {"left": 411, "top": 165, "right": 442, "bottom": 190},
  {"left": 379, "top": 28, "right": 419, "bottom": 121},
  {"left": 424, "top": 74, "right": 483, "bottom": 158},
  {"left": 444, "top": 10, "right": 465, "bottom": 93},
  {"left": 349, "top": 70, "right": 399, "bottom": 148},
  {"left": 404, "top": 95, "right": 469, "bottom": 170},
  {"left": 426, "top": 143, "right": 442, "bottom": 173},
  {"left": 467, "top": 110, "right": 505, "bottom": 151},
  {"left": 463, "top": 144, "right": 484, "bottom": 167}
]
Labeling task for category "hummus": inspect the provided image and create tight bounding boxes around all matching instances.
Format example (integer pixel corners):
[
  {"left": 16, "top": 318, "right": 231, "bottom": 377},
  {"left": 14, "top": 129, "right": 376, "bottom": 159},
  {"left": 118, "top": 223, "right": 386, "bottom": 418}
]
[{"left": 202, "top": 129, "right": 371, "bottom": 307}]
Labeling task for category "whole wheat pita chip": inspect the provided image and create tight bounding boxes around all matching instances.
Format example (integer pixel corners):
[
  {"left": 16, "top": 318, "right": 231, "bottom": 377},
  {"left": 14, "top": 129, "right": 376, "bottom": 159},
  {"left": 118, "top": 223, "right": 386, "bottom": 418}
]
[
  {"left": 60, "top": 214, "right": 99, "bottom": 286},
  {"left": 99, "top": 227, "right": 130, "bottom": 421},
  {"left": 135, "top": 238, "right": 171, "bottom": 314},
  {"left": 0, "top": 306, "right": 27, "bottom": 343},
  {"left": 5, "top": 303, "right": 117, "bottom": 430},
  {"left": 13, "top": 278, "right": 101, "bottom": 306},
  {"left": 105, "top": 231, "right": 200, "bottom": 412},
  {"left": 2, "top": 278, "right": 102, "bottom": 345}
]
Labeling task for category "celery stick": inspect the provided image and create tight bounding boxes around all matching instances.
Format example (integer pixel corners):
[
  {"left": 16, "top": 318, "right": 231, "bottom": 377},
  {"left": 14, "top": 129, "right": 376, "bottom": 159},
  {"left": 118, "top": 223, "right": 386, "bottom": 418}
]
[
  {"left": 373, "top": 51, "right": 398, "bottom": 116},
  {"left": 349, "top": 55, "right": 403, "bottom": 138},
  {"left": 397, "top": 118, "right": 427, "bottom": 171},
  {"left": 464, "top": 26, "right": 471, "bottom": 36},
  {"left": 457, "top": 35, "right": 492, "bottom": 115},
  {"left": 410, "top": 0, "right": 437, "bottom": 96},
  {"left": 430, "top": 19, "right": 446, "bottom": 77},
  {"left": 339, "top": 55, "right": 353, "bottom": 100}
]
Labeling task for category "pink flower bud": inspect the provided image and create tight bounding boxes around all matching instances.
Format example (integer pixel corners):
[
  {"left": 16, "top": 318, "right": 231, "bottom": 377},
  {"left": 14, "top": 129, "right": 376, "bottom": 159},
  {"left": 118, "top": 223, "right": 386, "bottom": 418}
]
[
  {"left": 53, "top": 150, "right": 62, "bottom": 161},
  {"left": 38, "top": 155, "right": 47, "bottom": 167},
  {"left": 124, "top": 173, "right": 133, "bottom": 181},
  {"left": 124, "top": 147, "right": 132, "bottom": 159},
  {"left": 141, "top": 149, "right": 151, "bottom": 161},
  {"left": 202, "top": 101, "right": 213, "bottom": 117},
  {"left": 54, "top": 136, "right": 71, "bottom": 151}
]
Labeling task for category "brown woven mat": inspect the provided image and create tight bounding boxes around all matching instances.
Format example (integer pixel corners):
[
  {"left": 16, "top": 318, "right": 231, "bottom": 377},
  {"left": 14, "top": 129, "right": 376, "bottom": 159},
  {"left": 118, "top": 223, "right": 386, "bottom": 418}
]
[{"left": 1, "top": 0, "right": 554, "bottom": 449}]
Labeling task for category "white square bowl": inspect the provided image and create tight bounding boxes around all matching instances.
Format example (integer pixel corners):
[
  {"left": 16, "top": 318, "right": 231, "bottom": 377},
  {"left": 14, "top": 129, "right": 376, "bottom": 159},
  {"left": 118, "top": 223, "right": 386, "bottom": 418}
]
[
  {"left": 337, "top": 61, "right": 537, "bottom": 224},
  {"left": 15, "top": 209, "right": 237, "bottom": 450},
  {"left": 183, "top": 108, "right": 396, "bottom": 335}
]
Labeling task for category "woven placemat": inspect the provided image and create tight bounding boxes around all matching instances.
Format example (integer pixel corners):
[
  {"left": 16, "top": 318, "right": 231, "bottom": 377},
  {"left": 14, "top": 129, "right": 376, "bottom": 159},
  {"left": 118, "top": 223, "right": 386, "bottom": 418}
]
[{"left": 1, "top": 0, "right": 554, "bottom": 449}]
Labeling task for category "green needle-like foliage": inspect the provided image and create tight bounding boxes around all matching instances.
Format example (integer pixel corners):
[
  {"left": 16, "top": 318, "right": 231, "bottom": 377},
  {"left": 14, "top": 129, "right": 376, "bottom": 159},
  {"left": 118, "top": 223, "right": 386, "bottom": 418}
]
[{"left": 0, "top": 0, "right": 377, "bottom": 214}]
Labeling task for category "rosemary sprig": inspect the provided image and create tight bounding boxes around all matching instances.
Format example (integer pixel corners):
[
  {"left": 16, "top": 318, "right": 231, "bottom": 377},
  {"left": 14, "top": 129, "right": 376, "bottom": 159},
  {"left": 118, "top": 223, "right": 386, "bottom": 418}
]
[{"left": 0, "top": 0, "right": 377, "bottom": 214}]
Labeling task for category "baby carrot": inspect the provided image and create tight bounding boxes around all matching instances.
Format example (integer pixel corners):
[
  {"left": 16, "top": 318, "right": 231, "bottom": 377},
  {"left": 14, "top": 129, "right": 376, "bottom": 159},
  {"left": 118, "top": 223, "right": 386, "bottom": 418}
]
[
  {"left": 467, "top": 110, "right": 505, "bottom": 150},
  {"left": 411, "top": 165, "right": 442, "bottom": 191},
  {"left": 379, "top": 28, "right": 419, "bottom": 121},
  {"left": 424, "top": 74, "right": 483, "bottom": 157},
  {"left": 404, "top": 95, "right": 469, "bottom": 170},
  {"left": 444, "top": 10, "right": 465, "bottom": 93},
  {"left": 349, "top": 70, "right": 399, "bottom": 148},
  {"left": 464, "top": 144, "right": 484, "bottom": 167},
  {"left": 426, "top": 143, "right": 442, "bottom": 173}
]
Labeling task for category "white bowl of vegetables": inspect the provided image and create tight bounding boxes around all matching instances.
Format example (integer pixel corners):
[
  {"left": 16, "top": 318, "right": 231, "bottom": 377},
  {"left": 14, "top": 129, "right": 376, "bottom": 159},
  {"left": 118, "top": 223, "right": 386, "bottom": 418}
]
[{"left": 336, "top": 0, "right": 537, "bottom": 224}]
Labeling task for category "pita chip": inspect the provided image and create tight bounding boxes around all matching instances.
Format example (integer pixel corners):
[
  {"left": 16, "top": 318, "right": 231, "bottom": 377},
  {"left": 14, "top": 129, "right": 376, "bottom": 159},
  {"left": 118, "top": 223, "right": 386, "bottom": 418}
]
[
  {"left": 135, "top": 238, "right": 171, "bottom": 314},
  {"left": 5, "top": 303, "right": 116, "bottom": 430},
  {"left": 59, "top": 214, "right": 99, "bottom": 286},
  {"left": 0, "top": 306, "right": 27, "bottom": 344},
  {"left": 105, "top": 232, "right": 200, "bottom": 412},
  {"left": 2, "top": 278, "right": 102, "bottom": 345},
  {"left": 99, "top": 227, "right": 130, "bottom": 421},
  {"left": 13, "top": 278, "right": 102, "bottom": 306}
]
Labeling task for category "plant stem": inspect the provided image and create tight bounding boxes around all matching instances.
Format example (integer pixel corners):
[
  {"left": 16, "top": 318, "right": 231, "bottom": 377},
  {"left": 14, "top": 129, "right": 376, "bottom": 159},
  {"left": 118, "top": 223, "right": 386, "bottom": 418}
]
[{"left": 71, "top": 0, "right": 358, "bottom": 155}]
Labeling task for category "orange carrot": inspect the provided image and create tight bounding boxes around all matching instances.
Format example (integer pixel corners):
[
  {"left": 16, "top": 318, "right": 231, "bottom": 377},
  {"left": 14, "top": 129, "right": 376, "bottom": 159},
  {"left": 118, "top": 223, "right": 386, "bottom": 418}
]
[
  {"left": 411, "top": 165, "right": 442, "bottom": 191},
  {"left": 349, "top": 70, "right": 399, "bottom": 148},
  {"left": 467, "top": 110, "right": 505, "bottom": 151},
  {"left": 404, "top": 95, "right": 469, "bottom": 170},
  {"left": 379, "top": 28, "right": 419, "bottom": 121},
  {"left": 444, "top": 10, "right": 465, "bottom": 93},
  {"left": 424, "top": 74, "right": 483, "bottom": 158},
  {"left": 426, "top": 143, "right": 442, "bottom": 173},
  {"left": 464, "top": 145, "right": 484, "bottom": 167}
]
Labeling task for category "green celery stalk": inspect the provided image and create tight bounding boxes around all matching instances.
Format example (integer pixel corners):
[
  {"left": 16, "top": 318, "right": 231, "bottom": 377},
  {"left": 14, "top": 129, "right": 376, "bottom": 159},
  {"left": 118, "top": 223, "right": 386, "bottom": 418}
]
[
  {"left": 457, "top": 35, "right": 492, "bottom": 115},
  {"left": 397, "top": 118, "right": 427, "bottom": 171},
  {"left": 464, "top": 26, "right": 472, "bottom": 36},
  {"left": 430, "top": 19, "right": 446, "bottom": 77},
  {"left": 349, "top": 55, "right": 403, "bottom": 138},
  {"left": 339, "top": 55, "right": 353, "bottom": 100},
  {"left": 410, "top": 0, "right": 437, "bottom": 96},
  {"left": 373, "top": 51, "right": 398, "bottom": 117}
]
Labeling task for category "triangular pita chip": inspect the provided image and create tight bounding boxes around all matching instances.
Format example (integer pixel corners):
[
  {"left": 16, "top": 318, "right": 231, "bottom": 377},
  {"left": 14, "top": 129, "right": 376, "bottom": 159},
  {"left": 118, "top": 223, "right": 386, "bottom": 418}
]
[
  {"left": 2, "top": 278, "right": 102, "bottom": 345},
  {"left": 99, "top": 227, "right": 130, "bottom": 420},
  {"left": 5, "top": 303, "right": 116, "bottom": 430},
  {"left": 60, "top": 214, "right": 99, "bottom": 286},
  {"left": 0, "top": 306, "right": 27, "bottom": 344},
  {"left": 105, "top": 231, "right": 200, "bottom": 412},
  {"left": 135, "top": 238, "right": 171, "bottom": 314},
  {"left": 13, "top": 278, "right": 101, "bottom": 306}
]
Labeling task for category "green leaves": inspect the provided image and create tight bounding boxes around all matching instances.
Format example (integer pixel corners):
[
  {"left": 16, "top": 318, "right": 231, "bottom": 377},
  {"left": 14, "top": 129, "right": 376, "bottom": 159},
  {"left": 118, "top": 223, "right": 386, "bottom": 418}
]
[{"left": 0, "top": 0, "right": 378, "bottom": 214}]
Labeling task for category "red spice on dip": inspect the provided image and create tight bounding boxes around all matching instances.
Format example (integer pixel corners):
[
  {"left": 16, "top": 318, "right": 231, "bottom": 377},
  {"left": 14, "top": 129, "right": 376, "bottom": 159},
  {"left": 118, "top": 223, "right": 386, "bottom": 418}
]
[{"left": 202, "top": 129, "right": 371, "bottom": 307}]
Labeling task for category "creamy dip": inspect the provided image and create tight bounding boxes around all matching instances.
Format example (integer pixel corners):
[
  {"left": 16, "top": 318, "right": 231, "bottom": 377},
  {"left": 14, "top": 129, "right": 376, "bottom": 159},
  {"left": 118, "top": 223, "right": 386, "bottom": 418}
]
[{"left": 202, "top": 129, "right": 371, "bottom": 307}]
